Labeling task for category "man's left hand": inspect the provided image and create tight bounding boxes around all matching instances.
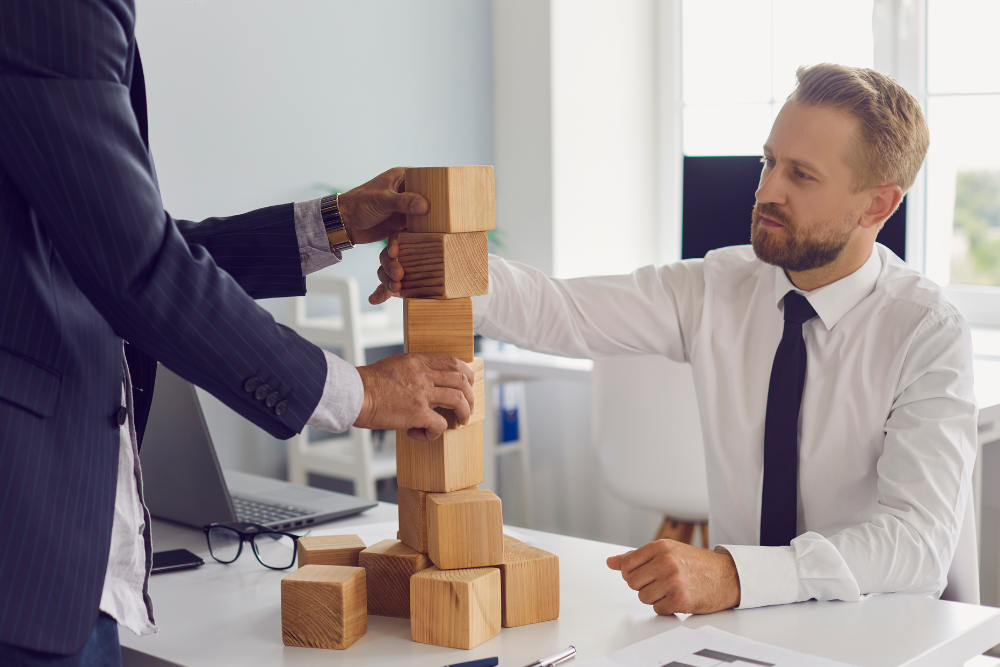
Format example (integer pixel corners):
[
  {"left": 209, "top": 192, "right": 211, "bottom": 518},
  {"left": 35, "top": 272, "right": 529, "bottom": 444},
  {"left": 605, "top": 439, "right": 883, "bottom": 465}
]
[
  {"left": 607, "top": 539, "right": 741, "bottom": 615},
  {"left": 336, "top": 167, "right": 428, "bottom": 245}
]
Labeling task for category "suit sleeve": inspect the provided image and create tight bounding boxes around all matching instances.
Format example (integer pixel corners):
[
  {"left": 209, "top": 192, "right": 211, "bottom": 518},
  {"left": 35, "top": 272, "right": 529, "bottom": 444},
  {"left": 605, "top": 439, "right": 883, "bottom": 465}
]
[{"left": 0, "top": 2, "right": 326, "bottom": 438}]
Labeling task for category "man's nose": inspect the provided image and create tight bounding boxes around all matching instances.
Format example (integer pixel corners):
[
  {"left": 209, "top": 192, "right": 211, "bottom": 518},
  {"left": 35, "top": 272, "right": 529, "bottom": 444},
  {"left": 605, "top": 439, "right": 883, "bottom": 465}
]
[{"left": 756, "top": 168, "right": 786, "bottom": 205}]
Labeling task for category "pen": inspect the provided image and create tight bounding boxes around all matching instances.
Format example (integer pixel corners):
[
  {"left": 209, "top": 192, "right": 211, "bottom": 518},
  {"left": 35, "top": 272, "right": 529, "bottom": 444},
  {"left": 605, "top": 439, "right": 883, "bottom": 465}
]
[
  {"left": 444, "top": 658, "right": 499, "bottom": 667},
  {"left": 522, "top": 645, "right": 577, "bottom": 667}
]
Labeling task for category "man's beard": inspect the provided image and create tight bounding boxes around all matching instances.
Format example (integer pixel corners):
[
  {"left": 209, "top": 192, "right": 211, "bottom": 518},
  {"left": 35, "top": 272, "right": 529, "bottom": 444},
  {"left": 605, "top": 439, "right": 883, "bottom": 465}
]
[{"left": 750, "top": 202, "right": 854, "bottom": 272}]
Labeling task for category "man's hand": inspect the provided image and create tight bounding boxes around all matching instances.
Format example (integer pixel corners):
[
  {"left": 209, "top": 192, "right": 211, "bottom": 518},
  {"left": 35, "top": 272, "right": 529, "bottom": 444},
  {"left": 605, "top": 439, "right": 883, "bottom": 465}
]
[
  {"left": 607, "top": 540, "right": 741, "bottom": 615},
  {"left": 369, "top": 233, "right": 404, "bottom": 304},
  {"left": 355, "top": 353, "right": 474, "bottom": 440},
  {"left": 337, "top": 168, "right": 428, "bottom": 245}
]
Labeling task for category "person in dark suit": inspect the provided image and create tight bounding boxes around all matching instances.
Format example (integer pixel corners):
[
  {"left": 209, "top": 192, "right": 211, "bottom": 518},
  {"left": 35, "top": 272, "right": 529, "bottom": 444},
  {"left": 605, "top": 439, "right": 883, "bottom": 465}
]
[{"left": 0, "top": 1, "right": 475, "bottom": 664}]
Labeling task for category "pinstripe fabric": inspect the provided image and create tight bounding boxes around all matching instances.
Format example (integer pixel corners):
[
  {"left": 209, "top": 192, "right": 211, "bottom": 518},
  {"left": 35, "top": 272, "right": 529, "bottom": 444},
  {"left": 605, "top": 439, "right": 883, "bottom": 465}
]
[{"left": 0, "top": 0, "right": 328, "bottom": 653}]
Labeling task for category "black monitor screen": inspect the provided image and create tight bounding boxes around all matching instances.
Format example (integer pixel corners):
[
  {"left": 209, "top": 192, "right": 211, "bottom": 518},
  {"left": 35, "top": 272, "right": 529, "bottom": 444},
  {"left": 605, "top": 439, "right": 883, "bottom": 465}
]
[{"left": 681, "top": 155, "right": 906, "bottom": 261}]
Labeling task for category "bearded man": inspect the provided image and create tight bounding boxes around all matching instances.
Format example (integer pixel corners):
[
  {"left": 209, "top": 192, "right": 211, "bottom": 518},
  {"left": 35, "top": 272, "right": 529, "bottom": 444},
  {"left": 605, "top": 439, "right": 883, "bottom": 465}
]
[{"left": 374, "top": 63, "right": 977, "bottom": 614}]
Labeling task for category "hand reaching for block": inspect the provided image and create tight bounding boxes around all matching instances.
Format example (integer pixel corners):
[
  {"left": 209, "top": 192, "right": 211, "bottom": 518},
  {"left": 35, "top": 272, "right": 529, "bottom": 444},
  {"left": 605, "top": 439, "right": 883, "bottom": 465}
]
[
  {"left": 370, "top": 234, "right": 404, "bottom": 305},
  {"left": 354, "top": 353, "right": 475, "bottom": 440},
  {"left": 336, "top": 167, "right": 429, "bottom": 246}
]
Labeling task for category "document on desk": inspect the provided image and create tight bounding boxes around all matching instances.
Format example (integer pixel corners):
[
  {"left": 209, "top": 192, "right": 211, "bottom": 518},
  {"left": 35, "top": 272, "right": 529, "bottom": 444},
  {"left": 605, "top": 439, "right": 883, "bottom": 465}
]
[{"left": 581, "top": 626, "right": 857, "bottom": 667}]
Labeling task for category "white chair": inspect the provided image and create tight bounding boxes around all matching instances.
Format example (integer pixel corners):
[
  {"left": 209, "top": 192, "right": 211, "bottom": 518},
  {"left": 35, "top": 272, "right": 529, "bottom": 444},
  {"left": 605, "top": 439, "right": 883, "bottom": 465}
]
[
  {"left": 593, "top": 354, "right": 982, "bottom": 606},
  {"left": 284, "top": 274, "right": 399, "bottom": 500},
  {"left": 592, "top": 355, "right": 710, "bottom": 545}
]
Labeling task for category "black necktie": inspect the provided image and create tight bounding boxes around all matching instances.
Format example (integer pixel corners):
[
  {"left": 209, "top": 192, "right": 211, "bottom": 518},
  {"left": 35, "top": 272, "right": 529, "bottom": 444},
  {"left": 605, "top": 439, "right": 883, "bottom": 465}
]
[{"left": 760, "top": 290, "right": 817, "bottom": 547}]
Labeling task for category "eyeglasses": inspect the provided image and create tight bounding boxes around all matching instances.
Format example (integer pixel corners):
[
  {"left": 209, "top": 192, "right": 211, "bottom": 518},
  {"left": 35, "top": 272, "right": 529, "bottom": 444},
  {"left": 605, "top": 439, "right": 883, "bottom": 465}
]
[{"left": 202, "top": 522, "right": 300, "bottom": 570}]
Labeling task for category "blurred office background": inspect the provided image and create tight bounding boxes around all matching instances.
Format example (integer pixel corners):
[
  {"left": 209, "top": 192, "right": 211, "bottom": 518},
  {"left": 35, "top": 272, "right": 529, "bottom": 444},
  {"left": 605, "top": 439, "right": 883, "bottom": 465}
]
[{"left": 136, "top": 0, "right": 1000, "bottom": 567}]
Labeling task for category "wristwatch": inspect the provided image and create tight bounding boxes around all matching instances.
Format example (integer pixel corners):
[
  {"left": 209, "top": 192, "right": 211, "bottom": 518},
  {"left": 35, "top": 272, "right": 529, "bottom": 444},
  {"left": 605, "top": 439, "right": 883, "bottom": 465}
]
[{"left": 321, "top": 194, "right": 354, "bottom": 251}]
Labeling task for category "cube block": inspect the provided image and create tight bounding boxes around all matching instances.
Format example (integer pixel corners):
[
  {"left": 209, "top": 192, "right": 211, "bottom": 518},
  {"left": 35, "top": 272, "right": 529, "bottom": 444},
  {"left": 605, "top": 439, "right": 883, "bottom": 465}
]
[
  {"left": 411, "top": 566, "right": 501, "bottom": 649},
  {"left": 403, "top": 297, "right": 474, "bottom": 362},
  {"left": 296, "top": 534, "right": 366, "bottom": 568},
  {"left": 437, "top": 357, "right": 485, "bottom": 429},
  {"left": 396, "top": 422, "right": 484, "bottom": 492},
  {"left": 281, "top": 565, "right": 366, "bottom": 650},
  {"left": 426, "top": 487, "right": 504, "bottom": 570},
  {"left": 404, "top": 166, "right": 496, "bottom": 233},
  {"left": 358, "top": 539, "right": 432, "bottom": 618},
  {"left": 398, "top": 483, "right": 479, "bottom": 554},
  {"left": 497, "top": 534, "right": 560, "bottom": 627},
  {"left": 397, "top": 232, "right": 489, "bottom": 299}
]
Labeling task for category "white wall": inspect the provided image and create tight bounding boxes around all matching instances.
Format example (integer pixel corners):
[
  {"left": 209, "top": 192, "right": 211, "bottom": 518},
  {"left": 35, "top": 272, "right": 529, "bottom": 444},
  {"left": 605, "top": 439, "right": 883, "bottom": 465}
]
[{"left": 135, "top": 0, "right": 493, "bottom": 478}]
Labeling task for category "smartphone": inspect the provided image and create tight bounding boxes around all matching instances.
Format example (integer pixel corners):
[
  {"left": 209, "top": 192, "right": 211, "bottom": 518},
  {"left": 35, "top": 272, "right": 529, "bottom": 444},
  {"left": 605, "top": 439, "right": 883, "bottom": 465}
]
[{"left": 151, "top": 548, "right": 204, "bottom": 574}]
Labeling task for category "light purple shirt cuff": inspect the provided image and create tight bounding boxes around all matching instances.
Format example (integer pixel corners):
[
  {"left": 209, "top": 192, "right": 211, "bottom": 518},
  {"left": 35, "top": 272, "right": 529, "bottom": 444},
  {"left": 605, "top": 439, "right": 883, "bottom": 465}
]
[
  {"left": 306, "top": 349, "right": 365, "bottom": 433},
  {"left": 294, "top": 197, "right": 342, "bottom": 275},
  {"left": 715, "top": 544, "right": 798, "bottom": 609}
]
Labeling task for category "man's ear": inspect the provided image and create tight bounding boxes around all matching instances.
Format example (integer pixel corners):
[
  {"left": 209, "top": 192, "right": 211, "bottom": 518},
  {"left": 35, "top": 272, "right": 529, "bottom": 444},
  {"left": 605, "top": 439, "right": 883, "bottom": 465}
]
[{"left": 860, "top": 184, "right": 904, "bottom": 230}]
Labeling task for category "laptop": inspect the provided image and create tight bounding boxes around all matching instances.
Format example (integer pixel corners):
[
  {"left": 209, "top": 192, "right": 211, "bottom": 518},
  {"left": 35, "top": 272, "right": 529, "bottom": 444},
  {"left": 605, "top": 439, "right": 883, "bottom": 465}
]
[{"left": 140, "top": 364, "right": 376, "bottom": 530}]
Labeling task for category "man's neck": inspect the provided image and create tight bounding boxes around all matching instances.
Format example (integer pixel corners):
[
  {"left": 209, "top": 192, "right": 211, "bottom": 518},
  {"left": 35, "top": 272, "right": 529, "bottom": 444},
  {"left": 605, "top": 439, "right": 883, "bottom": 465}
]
[{"left": 786, "top": 240, "right": 875, "bottom": 292}]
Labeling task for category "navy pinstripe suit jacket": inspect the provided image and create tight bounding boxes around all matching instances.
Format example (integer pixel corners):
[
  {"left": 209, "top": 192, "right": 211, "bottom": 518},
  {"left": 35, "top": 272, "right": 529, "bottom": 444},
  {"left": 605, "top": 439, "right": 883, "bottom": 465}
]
[{"left": 0, "top": 0, "right": 329, "bottom": 653}]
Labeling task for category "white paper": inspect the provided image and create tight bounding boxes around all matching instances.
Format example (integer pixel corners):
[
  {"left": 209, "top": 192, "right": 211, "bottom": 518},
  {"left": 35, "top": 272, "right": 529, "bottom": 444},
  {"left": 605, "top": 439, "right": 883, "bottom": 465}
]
[{"left": 581, "top": 625, "right": 858, "bottom": 667}]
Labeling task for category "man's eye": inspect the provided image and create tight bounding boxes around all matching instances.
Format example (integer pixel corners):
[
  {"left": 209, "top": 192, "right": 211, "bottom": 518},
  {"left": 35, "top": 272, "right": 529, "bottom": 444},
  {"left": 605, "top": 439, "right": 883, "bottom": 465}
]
[
  {"left": 760, "top": 156, "right": 774, "bottom": 167},
  {"left": 795, "top": 169, "right": 811, "bottom": 180}
]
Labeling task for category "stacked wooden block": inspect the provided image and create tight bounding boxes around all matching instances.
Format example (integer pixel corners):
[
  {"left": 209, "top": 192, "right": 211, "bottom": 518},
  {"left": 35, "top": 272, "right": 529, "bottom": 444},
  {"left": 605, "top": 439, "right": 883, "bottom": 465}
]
[{"left": 280, "top": 166, "right": 559, "bottom": 653}]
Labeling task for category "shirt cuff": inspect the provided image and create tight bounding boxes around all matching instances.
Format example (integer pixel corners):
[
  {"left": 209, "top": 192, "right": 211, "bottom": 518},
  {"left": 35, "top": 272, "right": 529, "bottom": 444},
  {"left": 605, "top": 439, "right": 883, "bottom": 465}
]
[
  {"left": 294, "top": 197, "right": 343, "bottom": 275},
  {"left": 715, "top": 544, "right": 798, "bottom": 609},
  {"left": 306, "top": 349, "right": 365, "bottom": 433}
]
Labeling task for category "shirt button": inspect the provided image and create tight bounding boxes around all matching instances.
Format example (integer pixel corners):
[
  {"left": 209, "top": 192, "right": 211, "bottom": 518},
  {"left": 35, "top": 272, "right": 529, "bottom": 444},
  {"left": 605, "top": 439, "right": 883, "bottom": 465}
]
[
  {"left": 300, "top": 254, "right": 308, "bottom": 262},
  {"left": 254, "top": 385, "right": 270, "bottom": 401},
  {"left": 114, "top": 406, "right": 128, "bottom": 427},
  {"left": 244, "top": 377, "right": 261, "bottom": 393},
  {"left": 274, "top": 400, "right": 288, "bottom": 416},
  {"left": 265, "top": 391, "right": 279, "bottom": 408}
]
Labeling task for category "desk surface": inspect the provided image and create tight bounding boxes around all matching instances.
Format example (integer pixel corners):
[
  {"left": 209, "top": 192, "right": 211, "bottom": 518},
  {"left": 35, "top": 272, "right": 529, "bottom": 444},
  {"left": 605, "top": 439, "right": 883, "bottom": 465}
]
[{"left": 121, "top": 503, "right": 1000, "bottom": 667}]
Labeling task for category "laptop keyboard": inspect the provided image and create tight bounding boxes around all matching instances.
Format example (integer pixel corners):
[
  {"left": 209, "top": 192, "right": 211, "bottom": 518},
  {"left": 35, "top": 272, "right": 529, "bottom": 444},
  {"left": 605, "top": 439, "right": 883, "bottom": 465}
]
[{"left": 232, "top": 496, "right": 310, "bottom": 527}]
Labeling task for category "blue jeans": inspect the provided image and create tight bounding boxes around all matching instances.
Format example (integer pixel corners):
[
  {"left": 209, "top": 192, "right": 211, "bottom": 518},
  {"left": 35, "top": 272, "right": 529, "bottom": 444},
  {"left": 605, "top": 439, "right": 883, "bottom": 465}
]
[{"left": 0, "top": 613, "right": 121, "bottom": 667}]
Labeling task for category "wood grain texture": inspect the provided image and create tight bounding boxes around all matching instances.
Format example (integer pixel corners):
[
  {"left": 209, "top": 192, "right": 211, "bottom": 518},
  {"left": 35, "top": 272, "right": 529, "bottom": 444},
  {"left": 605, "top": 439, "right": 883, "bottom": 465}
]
[
  {"left": 403, "top": 297, "right": 474, "bottom": 362},
  {"left": 397, "top": 232, "right": 488, "bottom": 299},
  {"left": 358, "top": 539, "right": 432, "bottom": 618},
  {"left": 437, "top": 357, "right": 485, "bottom": 429},
  {"left": 426, "top": 488, "right": 504, "bottom": 570},
  {"left": 404, "top": 166, "right": 496, "bottom": 233},
  {"left": 410, "top": 566, "right": 501, "bottom": 649},
  {"left": 281, "top": 565, "right": 366, "bottom": 650},
  {"left": 398, "top": 484, "right": 479, "bottom": 554},
  {"left": 497, "top": 534, "right": 560, "bottom": 627},
  {"left": 296, "top": 534, "right": 366, "bottom": 568},
  {"left": 396, "top": 422, "right": 484, "bottom": 492}
]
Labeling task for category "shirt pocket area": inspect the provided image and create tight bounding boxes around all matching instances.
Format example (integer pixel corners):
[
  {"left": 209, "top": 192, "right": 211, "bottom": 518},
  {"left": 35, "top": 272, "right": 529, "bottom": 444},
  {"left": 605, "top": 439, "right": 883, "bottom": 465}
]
[{"left": 0, "top": 346, "right": 61, "bottom": 418}]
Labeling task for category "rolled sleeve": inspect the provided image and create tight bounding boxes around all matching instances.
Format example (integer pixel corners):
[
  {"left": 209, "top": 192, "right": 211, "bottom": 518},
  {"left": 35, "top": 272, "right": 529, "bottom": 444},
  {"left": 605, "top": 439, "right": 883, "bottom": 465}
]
[
  {"left": 294, "top": 197, "right": 342, "bottom": 275},
  {"left": 716, "top": 544, "right": 799, "bottom": 609},
  {"left": 306, "top": 349, "right": 365, "bottom": 433}
]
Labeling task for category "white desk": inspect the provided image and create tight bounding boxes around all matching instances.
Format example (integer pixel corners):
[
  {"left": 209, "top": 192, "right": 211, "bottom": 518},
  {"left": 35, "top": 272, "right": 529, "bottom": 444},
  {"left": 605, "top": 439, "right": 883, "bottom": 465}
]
[{"left": 121, "top": 504, "right": 1000, "bottom": 667}]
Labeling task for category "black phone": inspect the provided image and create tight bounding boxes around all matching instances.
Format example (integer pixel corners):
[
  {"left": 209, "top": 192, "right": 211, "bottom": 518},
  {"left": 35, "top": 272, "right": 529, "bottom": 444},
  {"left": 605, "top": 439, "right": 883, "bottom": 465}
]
[{"left": 151, "top": 548, "right": 204, "bottom": 574}]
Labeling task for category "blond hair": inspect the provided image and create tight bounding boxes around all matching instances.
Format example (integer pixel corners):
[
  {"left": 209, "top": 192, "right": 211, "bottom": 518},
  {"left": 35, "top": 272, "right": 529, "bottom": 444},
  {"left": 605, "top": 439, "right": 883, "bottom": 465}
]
[{"left": 788, "top": 63, "right": 929, "bottom": 193}]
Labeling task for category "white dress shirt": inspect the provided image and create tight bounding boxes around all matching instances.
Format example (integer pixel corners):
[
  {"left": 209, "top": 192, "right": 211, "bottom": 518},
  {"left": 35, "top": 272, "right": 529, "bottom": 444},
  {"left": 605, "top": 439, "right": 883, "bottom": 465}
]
[
  {"left": 101, "top": 197, "right": 364, "bottom": 634},
  {"left": 472, "top": 244, "right": 977, "bottom": 609}
]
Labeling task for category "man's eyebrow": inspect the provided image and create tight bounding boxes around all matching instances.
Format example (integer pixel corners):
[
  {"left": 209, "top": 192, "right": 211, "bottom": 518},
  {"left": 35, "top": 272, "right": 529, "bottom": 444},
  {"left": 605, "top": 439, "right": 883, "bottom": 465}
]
[{"left": 762, "top": 145, "right": 823, "bottom": 176}]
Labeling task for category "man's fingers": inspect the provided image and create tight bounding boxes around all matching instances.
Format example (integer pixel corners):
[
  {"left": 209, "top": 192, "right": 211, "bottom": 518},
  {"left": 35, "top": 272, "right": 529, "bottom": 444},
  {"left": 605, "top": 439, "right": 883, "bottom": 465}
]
[
  {"left": 380, "top": 250, "right": 403, "bottom": 282},
  {"left": 623, "top": 560, "right": 661, "bottom": 592},
  {"left": 377, "top": 266, "right": 401, "bottom": 292},
  {"left": 637, "top": 580, "right": 670, "bottom": 606},
  {"left": 369, "top": 284, "right": 396, "bottom": 305},
  {"left": 386, "top": 234, "right": 401, "bottom": 259},
  {"left": 428, "top": 386, "right": 472, "bottom": 423},
  {"left": 619, "top": 542, "right": 658, "bottom": 576},
  {"left": 607, "top": 552, "right": 630, "bottom": 570},
  {"left": 381, "top": 191, "right": 428, "bottom": 216},
  {"left": 422, "top": 356, "right": 475, "bottom": 384}
]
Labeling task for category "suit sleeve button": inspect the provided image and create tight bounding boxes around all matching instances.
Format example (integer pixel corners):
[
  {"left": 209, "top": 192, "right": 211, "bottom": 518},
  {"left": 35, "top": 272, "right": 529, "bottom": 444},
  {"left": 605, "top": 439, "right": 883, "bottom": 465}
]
[
  {"left": 265, "top": 391, "right": 279, "bottom": 408},
  {"left": 274, "top": 401, "right": 288, "bottom": 416},
  {"left": 255, "top": 385, "right": 269, "bottom": 401},
  {"left": 244, "top": 377, "right": 261, "bottom": 393}
]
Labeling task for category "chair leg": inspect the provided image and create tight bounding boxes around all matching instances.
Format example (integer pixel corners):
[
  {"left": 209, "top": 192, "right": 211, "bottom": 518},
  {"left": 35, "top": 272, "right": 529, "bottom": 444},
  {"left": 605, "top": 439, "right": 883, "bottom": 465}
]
[{"left": 655, "top": 519, "right": 696, "bottom": 544}]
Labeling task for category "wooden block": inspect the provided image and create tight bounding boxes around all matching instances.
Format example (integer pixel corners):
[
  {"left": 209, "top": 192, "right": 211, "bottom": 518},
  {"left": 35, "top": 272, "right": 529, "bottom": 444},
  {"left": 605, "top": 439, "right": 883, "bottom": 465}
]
[
  {"left": 281, "top": 565, "right": 366, "bottom": 650},
  {"left": 410, "top": 566, "right": 500, "bottom": 649},
  {"left": 397, "top": 232, "right": 488, "bottom": 299},
  {"left": 427, "top": 488, "right": 504, "bottom": 570},
  {"left": 403, "top": 297, "right": 474, "bottom": 362},
  {"left": 437, "top": 357, "right": 485, "bottom": 429},
  {"left": 497, "top": 534, "right": 560, "bottom": 627},
  {"left": 358, "top": 539, "right": 432, "bottom": 618},
  {"left": 396, "top": 422, "right": 484, "bottom": 492},
  {"left": 296, "top": 535, "right": 366, "bottom": 568},
  {"left": 404, "top": 166, "right": 496, "bottom": 233},
  {"left": 398, "top": 483, "right": 479, "bottom": 553}
]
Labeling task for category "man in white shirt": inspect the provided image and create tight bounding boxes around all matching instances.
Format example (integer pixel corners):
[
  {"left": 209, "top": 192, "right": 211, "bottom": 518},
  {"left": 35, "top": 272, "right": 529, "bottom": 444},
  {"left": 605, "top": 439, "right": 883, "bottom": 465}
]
[{"left": 373, "top": 64, "right": 977, "bottom": 614}]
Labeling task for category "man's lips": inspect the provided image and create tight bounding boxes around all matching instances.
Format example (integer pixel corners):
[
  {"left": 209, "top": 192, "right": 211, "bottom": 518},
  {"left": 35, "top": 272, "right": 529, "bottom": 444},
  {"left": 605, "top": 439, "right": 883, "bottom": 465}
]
[{"left": 759, "top": 215, "right": 784, "bottom": 229}]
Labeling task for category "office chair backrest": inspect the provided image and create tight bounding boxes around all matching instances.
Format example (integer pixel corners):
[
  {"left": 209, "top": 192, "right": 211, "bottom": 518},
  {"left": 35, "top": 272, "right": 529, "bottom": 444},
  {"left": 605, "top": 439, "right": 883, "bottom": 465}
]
[
  {"left": 942, "top": 491, "right": 980, "bottom": 605},
  {"left": 591, "top": 355, "right": 710, "bottom": 524}
]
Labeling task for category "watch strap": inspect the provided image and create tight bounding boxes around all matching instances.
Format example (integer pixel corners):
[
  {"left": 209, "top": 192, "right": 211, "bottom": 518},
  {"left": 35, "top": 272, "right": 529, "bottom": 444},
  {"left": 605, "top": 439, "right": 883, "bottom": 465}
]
[{"left": 321, "top": 194, "right": 354, "bottom": 251}]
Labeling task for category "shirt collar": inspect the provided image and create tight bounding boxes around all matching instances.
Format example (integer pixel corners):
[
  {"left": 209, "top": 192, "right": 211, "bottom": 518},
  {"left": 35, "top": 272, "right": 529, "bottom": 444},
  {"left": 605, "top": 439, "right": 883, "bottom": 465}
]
[{"left": 773, "top": 246, "right": 882, "bottom": 330}]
